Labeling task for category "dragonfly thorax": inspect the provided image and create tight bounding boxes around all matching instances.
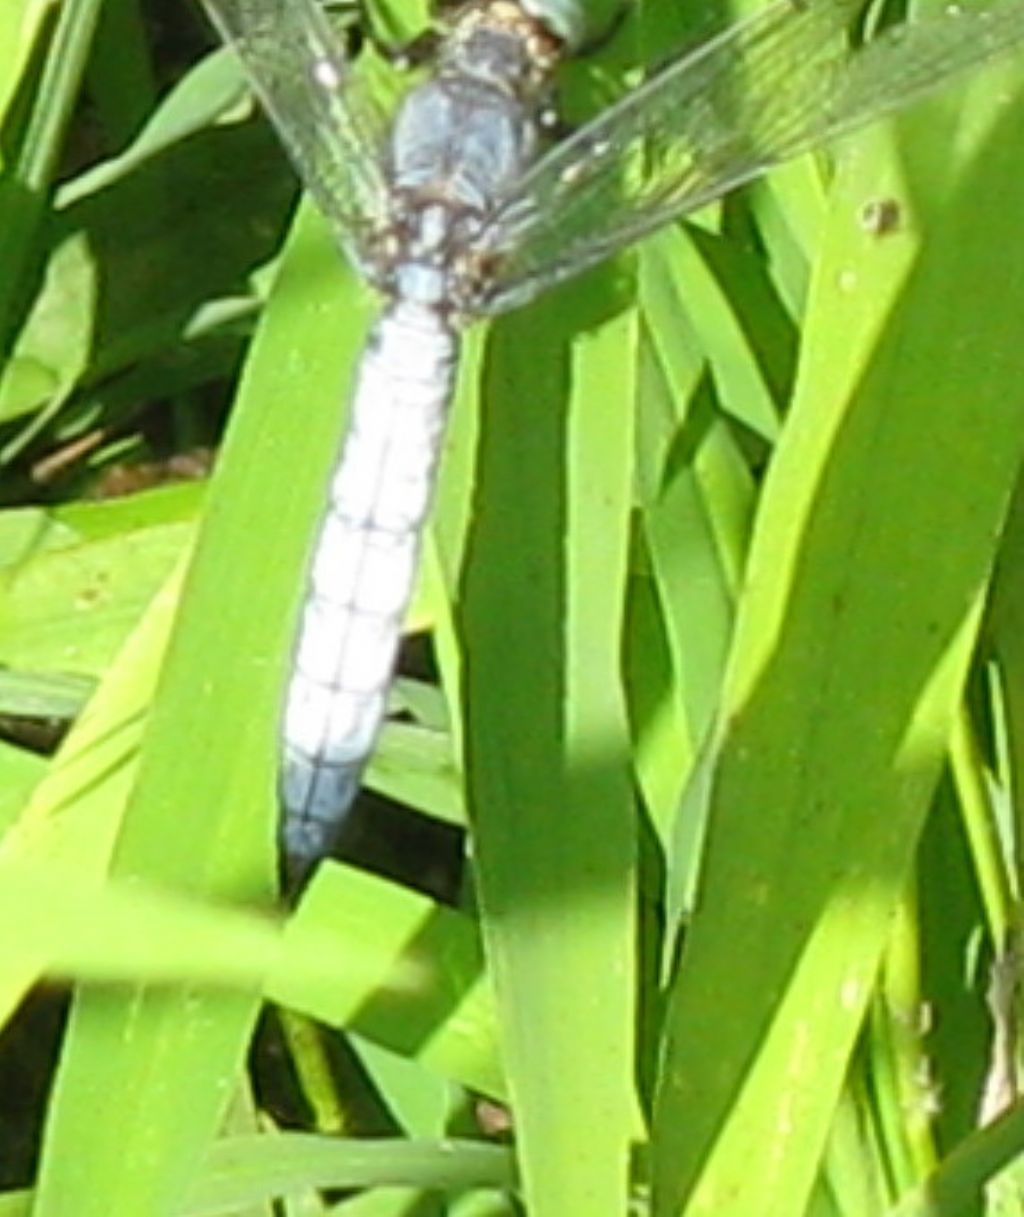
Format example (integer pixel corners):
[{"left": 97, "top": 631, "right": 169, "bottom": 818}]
[
  {"left": 389, "top": 79, "right": 539, "bottom": 212},
  {"left": 386, "top": 202, "right": 469, "bottom": 307},
  {"left": 371, "top": 14, "right": 552, "bottom": 311}
]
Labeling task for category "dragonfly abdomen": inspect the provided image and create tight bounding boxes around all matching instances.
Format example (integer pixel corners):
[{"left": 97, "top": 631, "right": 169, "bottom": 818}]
[{"left": 280, "top": 300, "right": 459, "bottom": 883}]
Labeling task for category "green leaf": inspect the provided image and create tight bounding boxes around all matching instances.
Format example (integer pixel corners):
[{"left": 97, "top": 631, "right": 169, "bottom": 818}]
[
  {"left": 189, "top": 1135, "right": 514, "bottom": 1214},
  {"left": 30, "top": 199, "right": 367, "bottom": 1217},
  {"left": 652, "top": 57, "right": 1024, "bottom": 1217},
  {"left": 457, "top": 265, "right": 640, "bottom": 1217},
  {"left": 273, "top": 863, "right": 503, "bottom": 1098},
  {"left": 0, "top": 485, "right": 201, "bottom": 676}
]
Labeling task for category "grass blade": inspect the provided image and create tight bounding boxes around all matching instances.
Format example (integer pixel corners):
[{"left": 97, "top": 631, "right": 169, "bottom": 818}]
[{"left": 652, "top": 60, "right": 1024, "bottom": 1217}]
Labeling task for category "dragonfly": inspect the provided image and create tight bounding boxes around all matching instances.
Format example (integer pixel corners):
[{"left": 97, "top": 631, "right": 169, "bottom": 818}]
[{"left": 200, "top": 0, "right": 1024, "bottom": 887}]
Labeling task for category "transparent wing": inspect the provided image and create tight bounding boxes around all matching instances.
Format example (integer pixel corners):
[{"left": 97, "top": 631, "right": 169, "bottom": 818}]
[
  {"left": 474, "top": 0, "right": 1024, "bottom": 313},
  {"left": 201, "top": 0, "right": 391, "bottom": 265}
]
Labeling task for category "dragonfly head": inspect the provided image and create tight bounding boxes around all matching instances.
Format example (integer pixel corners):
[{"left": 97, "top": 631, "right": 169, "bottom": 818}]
[{"left": 439, "top": 0, "right": 564, "bottom": 98}]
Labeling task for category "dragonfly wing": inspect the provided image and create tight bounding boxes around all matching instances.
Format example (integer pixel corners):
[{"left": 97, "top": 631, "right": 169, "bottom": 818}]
[
  {"left": 201, "top": 0, "right": 391, "bottom": 266},
  {"left": 474, "top": 0, "right": 1024, "bottom": 314}
]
